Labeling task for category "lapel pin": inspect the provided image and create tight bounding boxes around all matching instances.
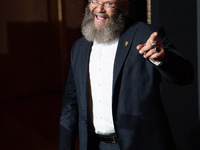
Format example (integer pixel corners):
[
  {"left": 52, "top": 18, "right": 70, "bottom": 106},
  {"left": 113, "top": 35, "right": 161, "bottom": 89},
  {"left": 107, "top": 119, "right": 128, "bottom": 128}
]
[{"left": 125, "top": 41, "right": 129, "bottom": 46}]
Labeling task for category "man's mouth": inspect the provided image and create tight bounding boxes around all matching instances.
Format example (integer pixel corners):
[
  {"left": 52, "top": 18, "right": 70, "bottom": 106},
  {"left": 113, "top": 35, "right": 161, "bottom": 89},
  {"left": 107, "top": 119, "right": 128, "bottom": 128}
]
[
  {"left": 92, "top": 12, "right": 109, "bottom": 28},
  {"left": 96, "top": 15, "right": 107, "bottom": 21},
  {"left": 93, "top": 12, "right": 109, "bottom": 22}
]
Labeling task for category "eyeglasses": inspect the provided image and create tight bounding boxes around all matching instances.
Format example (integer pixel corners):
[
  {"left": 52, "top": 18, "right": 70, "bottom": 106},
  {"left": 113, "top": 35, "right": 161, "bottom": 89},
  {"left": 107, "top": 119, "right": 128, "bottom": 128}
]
[{"left": 90, "top": 0, "right": 124, "bottom": 10}]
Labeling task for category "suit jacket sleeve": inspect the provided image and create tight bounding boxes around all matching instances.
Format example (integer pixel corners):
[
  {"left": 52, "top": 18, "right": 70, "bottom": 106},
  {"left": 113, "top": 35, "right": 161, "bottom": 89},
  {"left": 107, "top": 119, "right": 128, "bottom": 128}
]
[
  {"left": 155, "top": 26, "right": 194, "bottom": 85},
  {"left": 58, "top": 63, "right": 78, "bottom": 150}
]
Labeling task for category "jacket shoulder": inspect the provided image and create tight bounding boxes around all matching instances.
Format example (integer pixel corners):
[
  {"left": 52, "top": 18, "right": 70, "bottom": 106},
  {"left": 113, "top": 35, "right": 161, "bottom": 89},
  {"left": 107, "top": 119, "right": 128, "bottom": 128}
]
[
  {"left": 126, "top": 21, "right": 167, "bottom": 42},
  {"left": 71, "top": 36, "right": 91, "bottom": 54},
  {"left": 72, "top": 36, "right": 89, "bottom": 49},
  {"left": 133, "top": 22, "right": 163, "bottom": 32}
]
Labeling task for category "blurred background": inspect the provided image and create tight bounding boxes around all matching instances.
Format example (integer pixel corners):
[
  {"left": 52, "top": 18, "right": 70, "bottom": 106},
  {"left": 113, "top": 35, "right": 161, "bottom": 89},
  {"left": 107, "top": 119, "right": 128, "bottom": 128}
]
[{"left": 0, "top": 0, "right": 199, "bottom": 150}]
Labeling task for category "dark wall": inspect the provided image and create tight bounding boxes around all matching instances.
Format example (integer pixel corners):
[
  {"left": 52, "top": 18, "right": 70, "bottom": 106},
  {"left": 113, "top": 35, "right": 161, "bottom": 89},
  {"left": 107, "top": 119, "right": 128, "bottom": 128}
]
[
  {"left": 0, "top": 0, "right": 75, "bottom": 101},
  {"left": 128, "top": 0, "right": 147, "bottom": 22},
  {"left": 0, "top": 22, "right": 63, "bottom": 100},
  {"left": 151, "top": 0, "right": 199, "bottom": 150},
  {"left": 0, "top": 1, "right": 66, "bottom": 101}
]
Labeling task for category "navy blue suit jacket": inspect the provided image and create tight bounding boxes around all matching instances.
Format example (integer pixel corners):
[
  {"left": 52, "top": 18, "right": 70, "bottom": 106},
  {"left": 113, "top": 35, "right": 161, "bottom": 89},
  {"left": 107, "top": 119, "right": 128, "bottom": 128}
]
[{"left": 58, "top": 22, "right": 194, "bottom": 150}]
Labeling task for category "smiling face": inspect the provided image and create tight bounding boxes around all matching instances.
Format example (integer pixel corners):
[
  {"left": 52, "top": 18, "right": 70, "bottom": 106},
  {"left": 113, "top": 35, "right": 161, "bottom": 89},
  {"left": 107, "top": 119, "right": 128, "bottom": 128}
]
[
  {"left": 81, "top": 0, "right": 130, "bottom": 43},
  {"left": 89, "top": 0, "right": 129, "bottom": 29}
]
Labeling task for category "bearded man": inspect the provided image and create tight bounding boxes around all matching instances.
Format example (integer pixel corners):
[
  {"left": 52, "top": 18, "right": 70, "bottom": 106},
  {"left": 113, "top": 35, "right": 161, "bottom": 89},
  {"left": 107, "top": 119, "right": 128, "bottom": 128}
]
[{"left": 58, "top": 0, "right": 194, "bottom": 150}]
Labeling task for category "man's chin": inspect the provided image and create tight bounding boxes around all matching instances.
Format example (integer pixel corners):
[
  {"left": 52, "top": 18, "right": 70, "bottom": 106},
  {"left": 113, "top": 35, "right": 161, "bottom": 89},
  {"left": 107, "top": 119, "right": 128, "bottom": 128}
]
[
  {"left": 95, "top": 26, "right": 104, "bottom": 30},
  {"left": 94, "top": 22, "right": 107, "bottom": 30}
]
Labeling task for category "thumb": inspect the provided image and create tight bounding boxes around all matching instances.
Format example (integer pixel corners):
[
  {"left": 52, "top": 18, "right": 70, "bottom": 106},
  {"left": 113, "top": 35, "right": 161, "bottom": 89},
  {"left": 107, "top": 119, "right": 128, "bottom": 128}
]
[{"left": 136, "top": 44, "right": 145, "bottom": 50}]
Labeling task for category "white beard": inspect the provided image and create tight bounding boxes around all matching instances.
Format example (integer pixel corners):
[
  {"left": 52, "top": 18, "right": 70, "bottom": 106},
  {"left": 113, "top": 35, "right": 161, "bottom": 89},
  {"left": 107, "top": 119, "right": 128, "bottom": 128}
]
[{"left": 81, "top": 5, "right": 125, "bottom": 43}]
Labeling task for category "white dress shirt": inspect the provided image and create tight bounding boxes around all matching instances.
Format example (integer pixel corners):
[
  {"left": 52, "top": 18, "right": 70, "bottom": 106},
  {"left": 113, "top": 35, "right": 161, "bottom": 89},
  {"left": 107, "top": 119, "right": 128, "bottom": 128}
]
[
  {"left": 88, "top": 39, "right": 161, "bottom": 135},
  {"left": 89, "top": 39, "right": 119, "bottom": 134}
]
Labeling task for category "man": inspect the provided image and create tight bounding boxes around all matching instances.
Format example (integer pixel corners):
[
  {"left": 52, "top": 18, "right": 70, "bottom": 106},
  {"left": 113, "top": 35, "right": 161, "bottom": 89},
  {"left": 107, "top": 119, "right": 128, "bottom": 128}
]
[{"left": 58, "top": 0, "right": 194, "bottom": 150}]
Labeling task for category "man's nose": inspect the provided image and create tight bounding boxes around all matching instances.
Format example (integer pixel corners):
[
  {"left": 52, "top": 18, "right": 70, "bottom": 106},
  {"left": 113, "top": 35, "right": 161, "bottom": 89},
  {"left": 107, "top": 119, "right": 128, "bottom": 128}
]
[{"left": 95, "top": 3, "right": 106, "bottom": 12}]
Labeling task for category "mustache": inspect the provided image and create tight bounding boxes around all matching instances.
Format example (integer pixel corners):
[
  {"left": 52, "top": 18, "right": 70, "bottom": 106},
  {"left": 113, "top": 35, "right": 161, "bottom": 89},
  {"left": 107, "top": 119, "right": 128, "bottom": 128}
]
[{"left": 92, "top": 10, "right": 109, "bottom": 18}]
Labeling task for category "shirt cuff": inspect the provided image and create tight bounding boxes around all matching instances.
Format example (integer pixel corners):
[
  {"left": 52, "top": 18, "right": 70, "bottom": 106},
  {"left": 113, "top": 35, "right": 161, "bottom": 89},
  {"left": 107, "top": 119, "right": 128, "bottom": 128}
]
[{"left": 149, "top": 58, "right": 162, "bottom": 66}]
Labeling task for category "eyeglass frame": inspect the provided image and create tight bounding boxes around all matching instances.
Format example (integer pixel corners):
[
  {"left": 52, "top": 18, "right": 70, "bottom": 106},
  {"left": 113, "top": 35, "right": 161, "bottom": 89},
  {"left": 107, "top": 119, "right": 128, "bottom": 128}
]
[{"left": 90, "top": 0, "right": 125, "bottom": 9}]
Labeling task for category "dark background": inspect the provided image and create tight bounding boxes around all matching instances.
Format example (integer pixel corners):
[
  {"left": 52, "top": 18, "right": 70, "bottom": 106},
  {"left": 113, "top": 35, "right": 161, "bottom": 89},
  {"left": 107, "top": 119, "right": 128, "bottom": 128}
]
[{"left": 0, "top": 0, "right": 199, "bottom": 150}]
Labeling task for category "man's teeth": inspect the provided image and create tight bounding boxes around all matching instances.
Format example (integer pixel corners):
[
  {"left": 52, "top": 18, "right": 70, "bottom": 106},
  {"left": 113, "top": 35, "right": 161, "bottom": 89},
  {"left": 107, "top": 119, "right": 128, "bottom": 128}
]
[{"left": 96, "top": 15, "right": 106, "bottom": 20}]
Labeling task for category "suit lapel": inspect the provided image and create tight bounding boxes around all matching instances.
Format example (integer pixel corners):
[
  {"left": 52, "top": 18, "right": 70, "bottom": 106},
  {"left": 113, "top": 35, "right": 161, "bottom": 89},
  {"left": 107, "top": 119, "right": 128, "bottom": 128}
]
[
  {"left": 113, "top": 24, "right": 139, "bottom": 90},
  {"left": 80, "top": 40, "right": 92, "bottom": 110},
  {"left": 81, "top": 41, "right": 92, "bottom": 84}
]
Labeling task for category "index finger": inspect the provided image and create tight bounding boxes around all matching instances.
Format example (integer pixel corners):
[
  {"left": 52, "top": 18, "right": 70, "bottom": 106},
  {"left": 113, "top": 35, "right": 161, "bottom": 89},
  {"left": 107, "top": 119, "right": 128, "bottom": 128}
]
[{"left": 147, "top": 32, "right": 158, "bottom": 44}]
